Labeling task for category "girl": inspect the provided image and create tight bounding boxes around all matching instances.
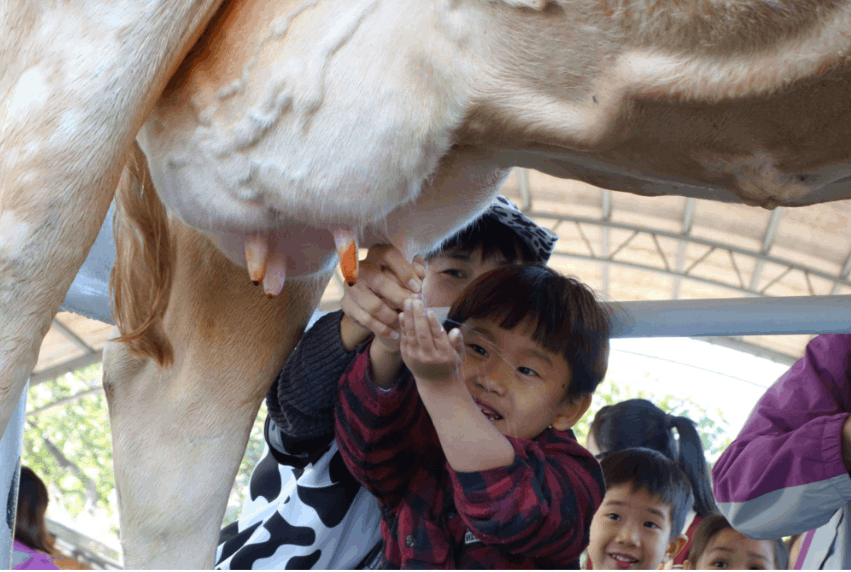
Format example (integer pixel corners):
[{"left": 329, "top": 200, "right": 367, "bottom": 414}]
[
  {"left": 13, "top": 467, "right": 88, "bottom": 570},
  {"left": 684, "top": 513, "right": 788, "bottom": 570}
]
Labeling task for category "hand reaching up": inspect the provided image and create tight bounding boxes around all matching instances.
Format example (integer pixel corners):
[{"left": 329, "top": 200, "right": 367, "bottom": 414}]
[
  {"left": 399, "top": 298, "right": 464, "bottom": 385},
  {"left": 340, "top": 244, "right": 425, "bottom": 352}
]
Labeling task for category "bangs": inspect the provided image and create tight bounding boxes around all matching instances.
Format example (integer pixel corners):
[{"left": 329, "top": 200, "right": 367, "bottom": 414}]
[{"left": 444, "top": 264, "right": 610, "bottom": 396}]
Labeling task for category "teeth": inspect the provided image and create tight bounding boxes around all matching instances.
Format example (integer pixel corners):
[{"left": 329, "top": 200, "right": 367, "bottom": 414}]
[
  {"left": 478, "top": 407, "right": 502, "bottom": 421},
  {"left": 611, "top": 555, "right": 637, "bottom": 564}
]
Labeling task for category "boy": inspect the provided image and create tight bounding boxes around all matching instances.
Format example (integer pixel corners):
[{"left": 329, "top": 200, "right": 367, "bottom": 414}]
[
  {"left": 215, "top": 196, "right": 558, "bottom": 569},
  {"left": 589, "top": 448, "right": 692, "bottom": 570},
  {"left": 335, "top": 264, "right": 611, "bottom": 568}
]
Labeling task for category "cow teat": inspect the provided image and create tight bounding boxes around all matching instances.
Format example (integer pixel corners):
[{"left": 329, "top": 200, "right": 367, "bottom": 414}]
[{"left": 331, "top": 227, "right": 359, "bottom": 286}]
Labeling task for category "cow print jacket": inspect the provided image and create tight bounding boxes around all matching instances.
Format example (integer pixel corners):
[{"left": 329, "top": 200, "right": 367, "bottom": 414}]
[{"left": 215, "top": 311, "right": 384, "bottom": 570}]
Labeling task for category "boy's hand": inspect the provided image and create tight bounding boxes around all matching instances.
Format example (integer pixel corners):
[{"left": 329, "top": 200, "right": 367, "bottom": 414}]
[
  {"left": 399, "top": 299, "right": 464, "bottom": 384},
  {"left": 340, "top": 245, "right": 425, "bottom": 351}
]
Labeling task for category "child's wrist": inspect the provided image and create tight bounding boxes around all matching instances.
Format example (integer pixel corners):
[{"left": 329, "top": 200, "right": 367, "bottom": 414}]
[{"left": 340, "top": 313, "right": 372, "bottom": 352}]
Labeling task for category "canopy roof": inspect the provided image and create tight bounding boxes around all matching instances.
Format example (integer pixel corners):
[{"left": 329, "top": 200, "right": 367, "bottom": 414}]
[{"left": 35, "top": 168, "right": 851, "bottom": 384}]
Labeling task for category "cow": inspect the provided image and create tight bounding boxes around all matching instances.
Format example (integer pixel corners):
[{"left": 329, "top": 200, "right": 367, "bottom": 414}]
[{"left": 5, "top": 0, "right": 851, "bottom": 567}]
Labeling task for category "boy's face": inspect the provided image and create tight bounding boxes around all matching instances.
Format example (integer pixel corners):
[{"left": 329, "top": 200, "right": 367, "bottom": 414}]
[
  {"left": 690, "top": 528, "right": 776, "bottom": 570},
  {"left": 458, "top": 318, "right": 590, "bottom": 440},
  {"left": 418, "top": 248, "right": 508, "bottom": 308},
  {"left": 589, "top": 484, "right": 687, "bottom": 570}
]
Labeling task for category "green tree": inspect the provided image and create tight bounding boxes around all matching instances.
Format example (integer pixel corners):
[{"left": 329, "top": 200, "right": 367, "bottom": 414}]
[{"left": 23, "top": 363, "right": 119, "bottom": 542}]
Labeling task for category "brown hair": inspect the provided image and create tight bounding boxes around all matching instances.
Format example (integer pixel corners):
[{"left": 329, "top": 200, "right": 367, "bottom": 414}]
[
  {"left": 15, "top": 466, "right": 56, "bottom": 556},
  {"left": 688, "top": 513, "right": 788, "bottom": 569},
  {"left": 444, "top": 264, "right": 610, "bottom": 398}
]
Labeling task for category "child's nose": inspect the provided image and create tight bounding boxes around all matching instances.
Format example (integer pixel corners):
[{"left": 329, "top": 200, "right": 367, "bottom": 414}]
[
  {"left": 475, "top": 359, "right": 515, "bottom": 395},
  {"left": 615, "top": 522, "right": 640, "bottom": 546}
]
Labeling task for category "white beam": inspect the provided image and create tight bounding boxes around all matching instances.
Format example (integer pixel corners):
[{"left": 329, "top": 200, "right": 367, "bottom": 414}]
[
  {"left": 748, "top": 208, "right": 784, "bottom": 291},
  {"left": 672, "top": 198, "right": 696, "bottom": 299},
  {"left": 429, "top": 295, "right": 851, "bottom": 339},
  {"left": 609, "top": 295, "right": 851, "bottom": 337},
  {"left": 1, "top": 383, "right": 27, "bottom": 568}
]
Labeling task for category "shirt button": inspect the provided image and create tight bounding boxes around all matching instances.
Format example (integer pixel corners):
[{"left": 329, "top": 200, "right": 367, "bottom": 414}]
[{"left": 405, "top": 535, "right": 415, "bottom": 548}]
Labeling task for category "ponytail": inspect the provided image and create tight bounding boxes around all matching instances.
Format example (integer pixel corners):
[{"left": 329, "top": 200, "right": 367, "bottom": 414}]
[
  {"left": 589, "top": 399, "right": 719, "bottom": 516},
  {"left": 668, "top": 415, "right": 719, "bottom": 516}
]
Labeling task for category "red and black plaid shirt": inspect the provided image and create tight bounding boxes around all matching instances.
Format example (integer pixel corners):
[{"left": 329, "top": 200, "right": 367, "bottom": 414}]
[{"left": 335, "top": 343, "right": 605, "bottom": 569}]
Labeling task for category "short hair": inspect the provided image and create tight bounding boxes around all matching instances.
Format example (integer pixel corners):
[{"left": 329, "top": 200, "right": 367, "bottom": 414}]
[
  {"left": 424, "top": 215, "right": 539, "bottom": 265},
  {"left": 599, "top": 448, "right": 694, "bottom": 542},
  {"left": 687, "top": 513, "right": 789, "bottom": 570},
  {"left": 444, "top": 264, "right": 610, "bottom": 398}
]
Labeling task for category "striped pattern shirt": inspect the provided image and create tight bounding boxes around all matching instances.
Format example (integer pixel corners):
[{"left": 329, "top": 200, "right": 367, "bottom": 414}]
[{"left": 335, "top": 344, "right": 605, "bottom": 569}]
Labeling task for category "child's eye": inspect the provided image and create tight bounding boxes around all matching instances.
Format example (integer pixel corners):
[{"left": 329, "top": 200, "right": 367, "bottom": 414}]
[
  {"left": 606, "top": 513, "right": 621, "bottom": 521},
  {"left": 711, "top": 561, "right": 729, "bottom": 569},
  {"left": 441, "top": 269, "right": 466, "bottom": 279},
  {"left": 468, "top": 344, "right": 488, "bottom": 358},
  {"left": 517, "top": 366, "right": 539, "bottom": 377},
  {"left": 643, "top": 521, "right": 659, "bottom": 529}
]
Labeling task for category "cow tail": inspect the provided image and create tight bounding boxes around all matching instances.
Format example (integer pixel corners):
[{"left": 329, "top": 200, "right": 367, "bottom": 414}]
[{"left": 109, "top": 141, "right": 174, "bottom": 367}]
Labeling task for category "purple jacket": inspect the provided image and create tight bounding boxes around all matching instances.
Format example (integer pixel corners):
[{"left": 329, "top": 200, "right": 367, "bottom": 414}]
[
  {"left": 712, "top": 334, "right": 851, "bottom": 569},
  {"left": 12, "top": 540, "right": 58, "bottom": 570}
]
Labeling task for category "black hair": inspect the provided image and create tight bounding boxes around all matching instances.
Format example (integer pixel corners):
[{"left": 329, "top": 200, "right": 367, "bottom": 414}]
[
  {"left": 688, "top": 513, "right": 789, "bottom": 570},
  {"left": 15, "top": 466, "right": 56, "bottom": 556},
  {"left": 444, "top": 264, "right": 610, "bottom": 399},
  {"left": 424, "top": 215, "right": 540, "bottom": 264},
  {"left": 599, "top": 447, "right": 694, "bottom": 543},
  {"left": 589, "top": 398, "right": 719, "bottom": 517}
]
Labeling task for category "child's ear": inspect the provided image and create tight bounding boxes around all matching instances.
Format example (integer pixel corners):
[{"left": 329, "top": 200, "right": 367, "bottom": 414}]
[
  {"left": 551, "top": 393, "right": 592, "bottom": 431},
  {"left": 663, "top": 534, "right": 689, "bottom": 565}
]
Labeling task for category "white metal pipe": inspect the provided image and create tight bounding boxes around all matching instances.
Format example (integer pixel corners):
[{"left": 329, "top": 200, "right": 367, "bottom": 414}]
[
  {"left": 610, "top": 295, "right": 851, "bottom": 337},
  {"left": 1, "top": 382, "right": 28, "bottom": 568},
  {"left": 429, "top": 295, "right": 851, "bottom": 338}
]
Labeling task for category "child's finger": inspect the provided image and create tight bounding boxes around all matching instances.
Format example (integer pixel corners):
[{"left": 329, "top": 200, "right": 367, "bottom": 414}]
[
  {"left": 427, "top": 311, "right": 451, "bottom": 351},
  {"left": 366, "top": 244, "right": 423, "bottom": 297},
  {"left": 340, "top": 295, "right": 399, "bottom": 339},
  {"left": 411, "top": 300, "right": 436, "bottom": 352}
]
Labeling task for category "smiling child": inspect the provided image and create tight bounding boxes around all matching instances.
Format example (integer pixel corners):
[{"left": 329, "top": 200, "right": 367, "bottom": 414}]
[
  {"left": 589, "top": 448, "right": 693, "bottom": 570},
  {"left": 684, "top": 513, "right": 788, "bottom": 570},
  {"left": 335, "top": 264, "right": 611, "bottom": 568}
]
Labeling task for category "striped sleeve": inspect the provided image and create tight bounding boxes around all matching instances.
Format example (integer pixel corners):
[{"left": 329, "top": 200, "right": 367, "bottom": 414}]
[
  {"left": 448, "top": 429, "right": 604, "bottom": 564},
  {"left": 334, "top": 342, "right": 441, "bottom": 510},
  {"left": 713, "top": 334, "right": 851, "bottom": 538}
]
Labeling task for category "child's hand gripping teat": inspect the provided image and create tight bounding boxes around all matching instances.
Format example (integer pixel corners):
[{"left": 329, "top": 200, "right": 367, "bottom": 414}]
[{"left": 339, "top": 244, "right": 424, "bottom": 351}]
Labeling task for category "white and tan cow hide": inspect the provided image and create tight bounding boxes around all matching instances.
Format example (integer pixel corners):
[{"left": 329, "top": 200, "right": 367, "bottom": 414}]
[{"left": 6, "top": 0, "right": 851, "bottom": 567}]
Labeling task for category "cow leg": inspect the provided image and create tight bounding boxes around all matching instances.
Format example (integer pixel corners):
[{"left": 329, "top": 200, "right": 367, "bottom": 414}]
[
  {"left": 0, "top": 0, "right": 225, "bottom": 435},
  {"left": 102, "top": 221, "right": 331, "bottom": 569}
]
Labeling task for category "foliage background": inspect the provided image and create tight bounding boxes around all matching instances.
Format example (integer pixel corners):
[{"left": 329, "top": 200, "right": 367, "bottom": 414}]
[{"left": 20, "top": 362, "right": 732, "bottom": 557}]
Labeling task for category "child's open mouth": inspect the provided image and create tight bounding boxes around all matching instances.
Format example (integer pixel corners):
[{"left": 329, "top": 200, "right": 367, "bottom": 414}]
[
  {"left": 475, "top": 398, "right": 503, "bottom": 421},
  {"left": 609, "top": 553, "right": 639, "bottom": 568}
]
